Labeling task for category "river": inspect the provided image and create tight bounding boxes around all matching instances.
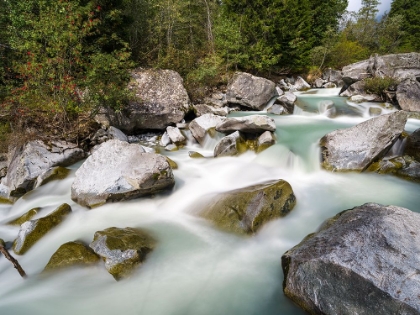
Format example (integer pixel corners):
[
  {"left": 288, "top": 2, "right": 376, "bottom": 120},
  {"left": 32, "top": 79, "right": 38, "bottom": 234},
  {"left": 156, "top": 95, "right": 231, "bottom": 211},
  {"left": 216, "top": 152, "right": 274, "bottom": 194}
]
[{"left": 0, "top": 89, "right": 419, "bottom": 315}]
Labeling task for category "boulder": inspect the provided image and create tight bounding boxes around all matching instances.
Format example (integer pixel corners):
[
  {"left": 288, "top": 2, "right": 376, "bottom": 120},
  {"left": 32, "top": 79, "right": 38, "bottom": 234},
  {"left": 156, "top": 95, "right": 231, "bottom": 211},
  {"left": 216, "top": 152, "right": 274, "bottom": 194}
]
[
  {"left": 267, "top": 104, "right": 286, "bottom": 115},
  {"left": 164, "top": 144, "right": 178, "bottom": 151},
  {"left": 257, "top": 131, "right": 276, "bottom": 152},
  {"left": 214, "top": 131, "right": 245, "bottom": 157},
  {"left": 314, "top": 78, "right": 325, "bottom": 88},
  {"left": 1, "top": 140, "right": 84, "bottom": 198},
  {"left": 44, "top": 241, "right": 100, "bottom": 272},
  {"left": 275, "top": 92, "right": 297, "bottom": 114},
  {"left": 323, "top": 82, "right": 337, "bottom": 89},
  {"left": 197, "top": 179, "right": 296, "bottom": 235},
  {"left": 368, "top": 156, "right": 420, "bottom": 182},
  {"left": 322, "top": 69, "right": 344, "bottom": 87},
  {"left": 226, "top": 72, "right": 277, "bottom": 110},
  {"left": 282, "top": 203, "right": 420, "bottom": 315},
  {"left": 188, "top": 151, "right": 205, "bottom": 158},
  {"left": 341, "top": 59, "right": 371, "bottom": 84},
  {"left": 159, "top": 132, "right": 171, "bottom": 147},
  {"left": 166, "top": 126, "right": 185, "bottom": 145},
  {"left": 396, "top": 78, "right": 420, "bottom": 112},
  {"left": 13, "top": 203, "right": 72, "bottom": 255},
  {"left": 405, "top": 128, "right": 420, "bottom": 161},
  {"left": 320, "top": 111, "right": 407, "bottom": 171},
  {"left": 292, "top": 76, "right": 311, "bottom": 91},
  {"left": 370, "top": 52, "right": 420, "bottom": 80},
  {"left": 89, "top": 227, "right": 156, "bottom": 280},
  {"left": 189, "top": 114, "right": 225, "bottom": 145},
  {"left": 95, "top": 69, "right": 190, "bottom": 132},
  {"left": 0, "top": 153, "right": 7, "bottom": 179},
  {"left": 193, "top": 104, "right": 229, "bottom": 117},
  {"left": 215, "top": 115, "right": 276, "bottom": 134},
  {"left": 71, "top": 140, "right": 175, "bottom": 208},
  {"left": 340, "top": 81, "right": 381, "bottom": 102}
]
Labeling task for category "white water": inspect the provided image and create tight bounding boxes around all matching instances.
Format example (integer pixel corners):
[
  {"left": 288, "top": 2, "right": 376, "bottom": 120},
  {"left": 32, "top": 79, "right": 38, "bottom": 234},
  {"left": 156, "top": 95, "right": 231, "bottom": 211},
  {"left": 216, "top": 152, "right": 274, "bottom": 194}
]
[{"left": 1, "top": 90, "right": 420, "bottom": 315}]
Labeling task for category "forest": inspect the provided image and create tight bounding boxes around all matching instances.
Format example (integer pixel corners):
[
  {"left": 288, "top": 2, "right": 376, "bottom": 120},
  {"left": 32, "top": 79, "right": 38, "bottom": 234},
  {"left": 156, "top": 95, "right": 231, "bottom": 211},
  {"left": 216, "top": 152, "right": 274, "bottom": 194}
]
[{"left": 0, "top": 0, "right": 419, "bottom": 145}]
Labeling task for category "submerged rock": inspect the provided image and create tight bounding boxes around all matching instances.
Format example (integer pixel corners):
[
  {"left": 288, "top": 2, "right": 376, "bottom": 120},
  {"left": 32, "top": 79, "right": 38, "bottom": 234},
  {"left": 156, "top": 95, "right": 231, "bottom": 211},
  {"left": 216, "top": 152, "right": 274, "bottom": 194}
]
[
  {"left": 197, "top": 179, "right": 296, "bottom": 235},
  {"left": 320, "top": 111, "right": 407, "bottom": 171},
  {"left": 8, "top": 207, "right": 40, "bottom": 226},
  {"left": 13, "top": 203, "right": 72, "bottom": 255},
  {"left": 1, "top": 140, "right": 84, "bottom": 199},
  {"left": 89, "top": 227, "right": 156, "bottom": 280},
  {"left": 282, "top": 203, "right": 420, "bottom": 315},
  {"left": 34, "top": 166, "right": 70, "bottom": 189},
  {"left": 226, "top": 72, "right": 277, "bottom": 110},
  {"left": 367, "top": 155, "right": 420, "bottom": 182},
  {"left": 215, "top": 115, "right": 276, "bottom": 134},
  {"left": 71, "top": 140, "right": 175, "bottom": 208},
  {"left": 214, "top": 131, "right": 246, "bottom": 157},
  {"left": 44, "top": 241, "right": 100, "bottom": 272},
  {"left": 340, "top": 81, "right": 381, "bottom": 102}
]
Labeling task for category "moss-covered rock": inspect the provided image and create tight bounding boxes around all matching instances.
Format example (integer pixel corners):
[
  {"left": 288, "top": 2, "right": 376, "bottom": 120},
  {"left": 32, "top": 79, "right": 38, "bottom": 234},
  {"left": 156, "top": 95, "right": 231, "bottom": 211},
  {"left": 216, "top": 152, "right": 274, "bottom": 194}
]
[
  {"left": 34, "top": 166, "right": 70, "bottom": 189},
  {"left": 165, "top": 157, "right": 178, "bottom": 169},
  {"left": 197, "top": 179, "right": 296, "bottom": 235},
  {"left": 188, "top": 151, "right": 205, "bottom": 158},
  {"left": 44, "top": 241, "right": 100, "bottom": 272},
  {"left": 89, "top": 227, "right": 156, "bottom": 280},
  {"left": 367, "top": 155, "right": 420, "bottom": 182},
  {"left": 8, "top": 208, "right": 40, "bottom": 226},
  {"left": 13, "top": 203, "right": 72, "bottom": 255}
]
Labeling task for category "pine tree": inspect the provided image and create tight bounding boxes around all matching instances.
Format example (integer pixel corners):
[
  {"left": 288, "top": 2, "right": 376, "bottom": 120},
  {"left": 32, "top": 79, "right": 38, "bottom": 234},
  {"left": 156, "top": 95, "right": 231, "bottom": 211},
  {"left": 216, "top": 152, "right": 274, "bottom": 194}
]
[{"left": 389, "top": 0, "right": 420, "bottom": 51}]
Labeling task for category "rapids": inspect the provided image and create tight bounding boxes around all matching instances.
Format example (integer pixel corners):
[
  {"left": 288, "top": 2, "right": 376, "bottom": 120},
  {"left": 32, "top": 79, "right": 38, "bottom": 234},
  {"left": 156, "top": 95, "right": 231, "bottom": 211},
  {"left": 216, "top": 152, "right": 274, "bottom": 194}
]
[{"left": 0, "top": 89, "right": 419, "bottom": 315}]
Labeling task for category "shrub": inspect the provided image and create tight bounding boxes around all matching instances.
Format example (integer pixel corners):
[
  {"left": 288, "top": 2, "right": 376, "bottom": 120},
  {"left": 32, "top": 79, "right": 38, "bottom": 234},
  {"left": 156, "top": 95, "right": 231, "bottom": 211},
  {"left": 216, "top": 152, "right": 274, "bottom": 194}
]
[{"left": 363, "top": 76, "right": 400, "bottom": 100}]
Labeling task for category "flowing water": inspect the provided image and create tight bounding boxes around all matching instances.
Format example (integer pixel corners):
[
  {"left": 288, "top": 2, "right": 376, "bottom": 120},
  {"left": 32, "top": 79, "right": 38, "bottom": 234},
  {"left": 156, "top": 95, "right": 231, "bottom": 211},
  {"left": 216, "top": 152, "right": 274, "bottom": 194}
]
[{"left": 1, "top": 89, "right": 420, "bottom": 315}]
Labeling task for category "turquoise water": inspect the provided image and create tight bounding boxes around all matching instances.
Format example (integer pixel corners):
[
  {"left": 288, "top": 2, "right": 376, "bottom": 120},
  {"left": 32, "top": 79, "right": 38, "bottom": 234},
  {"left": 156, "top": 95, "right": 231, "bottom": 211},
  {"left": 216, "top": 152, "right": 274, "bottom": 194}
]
[{"left": 0, "top": 89, "right": 419, "bottom": 315}]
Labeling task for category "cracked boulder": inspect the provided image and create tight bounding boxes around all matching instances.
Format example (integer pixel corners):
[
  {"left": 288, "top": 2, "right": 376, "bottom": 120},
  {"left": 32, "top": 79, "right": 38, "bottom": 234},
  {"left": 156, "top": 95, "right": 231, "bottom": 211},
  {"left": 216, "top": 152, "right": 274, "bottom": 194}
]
[{"left": 282, "top": 203, "right": 420, "bottom": 315}]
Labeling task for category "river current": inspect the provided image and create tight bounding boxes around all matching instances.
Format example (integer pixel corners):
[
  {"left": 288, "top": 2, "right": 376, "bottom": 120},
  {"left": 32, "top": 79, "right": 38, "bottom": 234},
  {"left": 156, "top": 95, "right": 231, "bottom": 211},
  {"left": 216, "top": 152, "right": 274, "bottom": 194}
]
[{"left": 0, "top": 89, "right": 419, "bottom": 315}]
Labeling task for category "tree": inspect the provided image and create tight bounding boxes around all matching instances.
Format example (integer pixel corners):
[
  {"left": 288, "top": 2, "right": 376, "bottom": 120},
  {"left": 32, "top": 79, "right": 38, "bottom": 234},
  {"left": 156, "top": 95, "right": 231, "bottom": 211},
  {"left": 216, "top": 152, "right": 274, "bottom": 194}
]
[
  {"left": 3, "top": 0, "right": 133, "bottom": 140},
  {"left": 389, "top": 0, "right": 420, "bottom": 51}
]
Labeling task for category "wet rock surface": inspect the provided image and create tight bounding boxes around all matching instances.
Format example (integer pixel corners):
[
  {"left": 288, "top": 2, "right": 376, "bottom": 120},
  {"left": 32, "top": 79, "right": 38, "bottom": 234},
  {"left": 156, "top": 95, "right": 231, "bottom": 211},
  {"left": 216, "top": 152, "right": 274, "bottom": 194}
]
[
  {"left": 13, "top": 203, "right": 72, "bottom": 255},
  {"left": 282, "top": 203, "right": 420, "bottom": 315},
  {"left": 214, "top": 131, "right": 246, "bottom": 157},
  {"left": 396, "top": 78, "right": 420, "bottom": 112},
  {"left": 189, "top": 114, "right": 225, "bottom": 145},
  {"left": 44, "top": 241, "right": 100, "bottom": 272},
  {"left": 72, "top": 140, "right": 174, "bottom": 208},
  {"left": 196, "top": 179, "right": 296, "bottom": 235},
  {"left": 320, "top": 111, "right": 407, "bottom": 171},
  {"left": 226, "top": 72, "right": 277, "bottom": 110},
  {"left": 89, "top": 227, "right": 156, "bottom": 280}
]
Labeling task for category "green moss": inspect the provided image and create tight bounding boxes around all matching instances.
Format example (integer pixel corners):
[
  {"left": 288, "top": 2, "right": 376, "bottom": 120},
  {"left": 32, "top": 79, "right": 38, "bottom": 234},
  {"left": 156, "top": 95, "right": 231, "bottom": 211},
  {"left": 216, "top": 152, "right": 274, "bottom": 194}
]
[
  {"left": 189, "top": 151, "right": 205, "bottom": 158},
  {"left": 8, "top": 208, "right": 40, "bottom": 226},
  {"left": 38, "top": 167, "right": 70, "bottom": 187},
  {"left": 199, "top": 179, "right": 296, "bottom": 235},
  {"left": 44, "top": 241, "right": 100, "bottom": 272},
  {"left": 13, "top": 203, "right": 72, "bottom": 255},
  {"left": 165, "top": 157, "right": 178, "bottom": 169},
  {"left": 0, "top": 197, "right": 13, "bottom": 204}
]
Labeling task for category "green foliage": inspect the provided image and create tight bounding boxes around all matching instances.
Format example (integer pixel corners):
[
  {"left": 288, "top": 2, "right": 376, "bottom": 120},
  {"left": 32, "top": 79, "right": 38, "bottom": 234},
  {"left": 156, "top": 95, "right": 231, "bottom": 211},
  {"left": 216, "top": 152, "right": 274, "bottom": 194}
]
[
  {"left": 389, "top": 0, "right": 420, "bottom": 52},
  {"left": 2, "top": 0, "right": 133, "bottom": 140},
  {"left": 363, "top": 76, "right": 400, "bottom": 100},
  {"left": 326, "top": 36, "right": 369, "bottom": 69}
]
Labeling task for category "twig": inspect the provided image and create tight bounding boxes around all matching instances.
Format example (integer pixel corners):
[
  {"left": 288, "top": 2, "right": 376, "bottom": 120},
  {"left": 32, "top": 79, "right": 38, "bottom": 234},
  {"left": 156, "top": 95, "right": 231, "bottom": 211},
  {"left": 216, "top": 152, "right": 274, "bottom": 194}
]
[{"left": 0, "top": 239, "right": 27, "bottom": 278}]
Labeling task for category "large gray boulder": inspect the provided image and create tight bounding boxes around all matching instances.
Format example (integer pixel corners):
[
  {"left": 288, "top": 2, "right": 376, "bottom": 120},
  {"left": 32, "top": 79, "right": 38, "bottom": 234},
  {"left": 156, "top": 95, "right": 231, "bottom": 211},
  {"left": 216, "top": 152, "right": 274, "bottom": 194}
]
[
  {"left": 320, "top": 111, "right": 407, "bottom": 171},
  {"left": 0, "top": 140, "right": 84, "bottom": 198},
  {"left": 396, "top": 78, "right": 420, "bottom": 112},
  {"left": 370, "top": 53, "right": 420, "bottom": 80},
  {"left": 71, "top": 140, "right": 175, "bottom": 208},
  {"left": 193, "top": 104, "right": 229, "bottom": 117},
  {"left": 90, "top": 227, "right": 156, "bottom": 280},
  {"left": 226, "top": 72, "right": 277, "bottom": 110},
  {"left": 189, "top": 114, "right": 226, "bottom": 145},
  {"left": 196, "top": 179, "right": 296, "bottom": 235},
  {"left": 322, "top": 68, "right": 344, "bottom": 87},
  {"left": 216, "top": 115, "right": 276, "bottom": 134},
  {"left": 95, "top": 69, "right": 190, "bottom": 132},
  {"left": 282, "top": 203, "right": 420, "bottom": 315},
  {"left": 405, "top": 128, "right": 420, "bottom": 161},
  {"left": 275, "top": 92, "right": 297, "bottom": 114}
]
